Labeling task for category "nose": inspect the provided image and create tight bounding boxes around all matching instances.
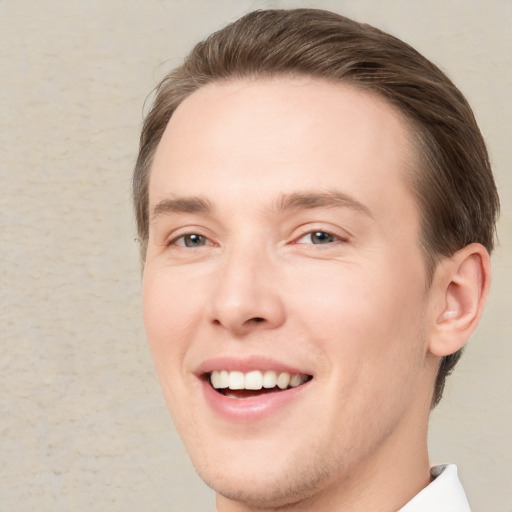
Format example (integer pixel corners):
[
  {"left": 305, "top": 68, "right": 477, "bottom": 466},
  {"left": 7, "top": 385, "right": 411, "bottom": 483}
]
[{"left": 207, "top": 244, "right": 286, "bottom": 336}]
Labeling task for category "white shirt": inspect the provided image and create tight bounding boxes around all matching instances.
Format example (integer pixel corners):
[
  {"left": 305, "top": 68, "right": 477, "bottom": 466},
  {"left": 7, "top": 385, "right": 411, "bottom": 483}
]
[{"left": 399, "top": 464, "right": 471, "bottom": 511}]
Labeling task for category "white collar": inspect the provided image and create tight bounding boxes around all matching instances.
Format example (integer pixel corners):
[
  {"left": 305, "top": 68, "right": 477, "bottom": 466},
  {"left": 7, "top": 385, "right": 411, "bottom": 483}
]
[{"left": 398, "top": 464, "right": 471, "bottom": 512}]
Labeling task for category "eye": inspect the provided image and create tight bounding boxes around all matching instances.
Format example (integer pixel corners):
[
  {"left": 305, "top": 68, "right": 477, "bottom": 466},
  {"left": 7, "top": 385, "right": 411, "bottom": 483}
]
[
  {"left": 296, "top": 231, "right": 339, "bottom": 245},
  {"left": 173, "top": 233, "right": 210, "bottom": 248}
]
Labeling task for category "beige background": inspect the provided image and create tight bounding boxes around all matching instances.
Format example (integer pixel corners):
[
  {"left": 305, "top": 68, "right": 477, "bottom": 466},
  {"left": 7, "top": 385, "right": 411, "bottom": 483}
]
[{"left": 1, "top": 1, "right": 510, "bottom": 511}]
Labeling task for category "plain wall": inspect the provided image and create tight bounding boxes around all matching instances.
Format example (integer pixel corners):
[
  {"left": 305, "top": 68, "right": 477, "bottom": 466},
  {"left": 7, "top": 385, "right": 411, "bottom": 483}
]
[{"left": 1, "top": 1, "right": 510, "bottom": 511}]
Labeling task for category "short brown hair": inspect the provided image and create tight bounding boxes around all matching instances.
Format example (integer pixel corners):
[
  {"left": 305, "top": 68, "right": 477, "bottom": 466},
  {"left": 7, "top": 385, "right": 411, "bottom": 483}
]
[{"left": 133, "top": 8, "right": 499, "bottom": 407}]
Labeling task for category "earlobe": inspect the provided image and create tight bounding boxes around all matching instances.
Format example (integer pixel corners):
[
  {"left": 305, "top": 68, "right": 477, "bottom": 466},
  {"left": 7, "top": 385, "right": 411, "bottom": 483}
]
[{"left": 428, "top": 243, "right": 491, "bottom": 357}]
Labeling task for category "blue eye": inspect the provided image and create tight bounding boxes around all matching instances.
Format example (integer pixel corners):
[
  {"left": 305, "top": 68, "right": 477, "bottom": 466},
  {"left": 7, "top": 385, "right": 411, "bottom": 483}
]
[
  {"left": 174, "top": 234, "right": 209, "bottom": 247},
  {"left": 297, "top": 231, "right": 337, "bottom": 245}
]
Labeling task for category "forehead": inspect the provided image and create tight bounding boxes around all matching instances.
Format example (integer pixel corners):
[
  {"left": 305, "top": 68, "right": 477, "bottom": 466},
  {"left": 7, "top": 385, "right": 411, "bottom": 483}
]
[{"left": 149, "top": 77, "right": 418, "bottom": 222}]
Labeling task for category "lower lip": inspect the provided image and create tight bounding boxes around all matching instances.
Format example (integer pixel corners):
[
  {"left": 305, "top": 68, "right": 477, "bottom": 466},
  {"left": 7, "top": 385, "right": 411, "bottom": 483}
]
[{"left": 201, "top": 379, "right": 310, "bottom": 422}]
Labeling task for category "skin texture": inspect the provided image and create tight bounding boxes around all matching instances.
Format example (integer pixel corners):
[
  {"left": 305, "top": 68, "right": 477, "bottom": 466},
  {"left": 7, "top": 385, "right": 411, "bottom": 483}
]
[{"left": 142, "top": 78, "right": 490, "bottom": 511}]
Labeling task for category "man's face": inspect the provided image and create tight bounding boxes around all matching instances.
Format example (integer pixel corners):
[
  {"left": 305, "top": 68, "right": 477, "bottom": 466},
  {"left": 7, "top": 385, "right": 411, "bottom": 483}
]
[{"left": 143, "top": 78, "right": 437, "bottom": 507}]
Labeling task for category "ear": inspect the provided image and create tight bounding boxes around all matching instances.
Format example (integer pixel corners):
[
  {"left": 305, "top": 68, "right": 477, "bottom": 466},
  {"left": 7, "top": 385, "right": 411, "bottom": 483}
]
[{"left": 428, "top": 243, "right": 491, "bottom": 357}]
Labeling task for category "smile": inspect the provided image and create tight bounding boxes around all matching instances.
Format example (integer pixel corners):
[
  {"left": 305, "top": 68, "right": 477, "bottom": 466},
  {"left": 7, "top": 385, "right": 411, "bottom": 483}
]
[
  {"left": 197, "top": 357, "right": 314, "bottom": 419},
  {"left": 209, "top": 370, "right": 311, "bottom": 395}
]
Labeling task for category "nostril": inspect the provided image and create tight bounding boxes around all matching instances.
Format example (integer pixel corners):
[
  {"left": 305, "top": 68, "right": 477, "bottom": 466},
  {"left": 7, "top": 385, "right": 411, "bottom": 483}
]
[{"left": 252, "top": 317, "right": 265, "bottom": 323}]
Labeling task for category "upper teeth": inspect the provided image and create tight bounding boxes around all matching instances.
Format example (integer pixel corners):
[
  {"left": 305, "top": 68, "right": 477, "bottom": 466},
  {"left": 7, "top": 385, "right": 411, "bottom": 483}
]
[{"left": 210, "top": 370, "right": 308, "bottom": 390}]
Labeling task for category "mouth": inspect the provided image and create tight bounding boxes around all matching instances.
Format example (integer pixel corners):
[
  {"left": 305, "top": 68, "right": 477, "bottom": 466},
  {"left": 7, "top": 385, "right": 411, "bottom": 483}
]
[{"left": 206, "top": 370, "right": 313, "bottom": 399}]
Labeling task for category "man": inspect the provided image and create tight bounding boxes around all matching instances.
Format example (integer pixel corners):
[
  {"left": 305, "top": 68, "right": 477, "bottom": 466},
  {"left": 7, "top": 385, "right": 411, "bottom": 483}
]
[{"left": 133, "top": 9, "right": 499, "bottom": 511}]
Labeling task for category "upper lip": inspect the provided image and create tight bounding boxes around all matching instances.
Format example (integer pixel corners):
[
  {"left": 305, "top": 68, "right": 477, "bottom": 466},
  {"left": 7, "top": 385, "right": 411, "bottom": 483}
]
[{"left": 194, "top": 355, "right": 312, "bottom": 377}]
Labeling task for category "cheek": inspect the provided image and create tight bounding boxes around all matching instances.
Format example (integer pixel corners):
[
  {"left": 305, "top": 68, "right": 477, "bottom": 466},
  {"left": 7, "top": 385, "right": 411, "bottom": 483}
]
[
  {"left": 288, "top": 259, "right": 428, "bottom": 375},
  {"left": 142, "top": 270, "right": 208, "bottom": 430},
  {"left": 293, "top": 263, "right": 429, "bottom": 440},
  {"left": 142, "top": 269, "right": 203, "bottom": 371}
]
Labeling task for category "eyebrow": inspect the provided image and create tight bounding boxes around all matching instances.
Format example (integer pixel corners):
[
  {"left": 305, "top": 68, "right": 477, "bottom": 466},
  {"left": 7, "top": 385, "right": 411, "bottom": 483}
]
[
  {"left": 151, "top": 196, "right": 213, "bottom": 220},
  {"left": 150, "top": 190, "right": 372, "bottom": 221},
  {"left": 273, "top": 191, "right": 373, "bottom": 217}
]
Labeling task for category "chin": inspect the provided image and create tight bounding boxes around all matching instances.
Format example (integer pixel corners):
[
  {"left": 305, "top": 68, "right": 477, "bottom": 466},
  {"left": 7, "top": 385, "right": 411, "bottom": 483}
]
[
  {"left": 201, "top": 466, "right": 330, "bottom": 510},
  {"left": 188, "top": 439, "right": 345, "bottom": 510}
]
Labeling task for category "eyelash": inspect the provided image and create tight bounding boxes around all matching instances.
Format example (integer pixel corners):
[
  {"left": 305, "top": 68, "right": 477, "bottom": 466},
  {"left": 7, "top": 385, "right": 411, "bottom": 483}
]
[
  {"left": 169, "top": 229, "right": 345, "bottom": 248},
  {"left": 171, "top": 233, "right": 213, "bottom": 248},
  {"left": 294, "top": 230, "right": 344, "bottom": 245}
]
